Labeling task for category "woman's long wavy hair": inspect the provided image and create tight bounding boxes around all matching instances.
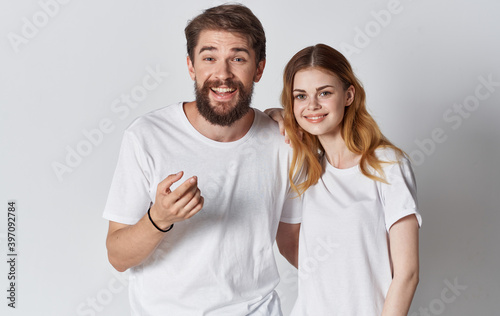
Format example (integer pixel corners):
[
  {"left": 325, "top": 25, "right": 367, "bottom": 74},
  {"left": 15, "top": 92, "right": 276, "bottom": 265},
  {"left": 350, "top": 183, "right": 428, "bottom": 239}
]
[{"left": 282, "top": 44, "right": 404, "bottom": 195}]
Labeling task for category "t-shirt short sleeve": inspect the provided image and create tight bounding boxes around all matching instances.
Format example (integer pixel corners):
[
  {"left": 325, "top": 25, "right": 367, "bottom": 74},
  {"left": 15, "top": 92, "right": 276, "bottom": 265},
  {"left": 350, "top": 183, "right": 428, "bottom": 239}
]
[
  {"left": 103, "top": 130, "right": 152, "bottom": 225},
  {"left": 280, "top": 190, "right": 302, "bottom": 224},
  {"left": 380, "top": 156, "right": 422, "bottom": 231}
]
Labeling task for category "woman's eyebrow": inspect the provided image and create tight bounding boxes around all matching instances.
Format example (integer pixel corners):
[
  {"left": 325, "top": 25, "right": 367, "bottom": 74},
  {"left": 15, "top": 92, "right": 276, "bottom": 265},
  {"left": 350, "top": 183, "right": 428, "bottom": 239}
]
[
  {"left": 293, "top": 85, "right": 335, "bottom": 93},
  {"left": 316, "top": 85, "right": 334, "bottom": 91}
]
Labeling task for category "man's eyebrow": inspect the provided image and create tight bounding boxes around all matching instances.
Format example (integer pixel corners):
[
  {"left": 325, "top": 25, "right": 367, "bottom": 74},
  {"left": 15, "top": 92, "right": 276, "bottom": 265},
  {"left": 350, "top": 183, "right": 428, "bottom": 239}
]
[
  {"left": 232, "top": 47, "right": 250, "bottom": 55},
  {"left": 199, "top": 46, "right": 216, "bottom": 54},
  {"left": 198, "top": 46, "right": 250, "bottom": 55}
]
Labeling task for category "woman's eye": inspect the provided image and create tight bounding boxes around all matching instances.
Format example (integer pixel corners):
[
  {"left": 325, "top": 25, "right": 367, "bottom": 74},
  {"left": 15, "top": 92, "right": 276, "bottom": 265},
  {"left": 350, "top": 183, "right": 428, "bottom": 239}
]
[
  {"left": 294, "top": 94, "right": 306, "bottom": 100},
  {"left": 319, "top": 91, "right": 331, "bottom": 97}
]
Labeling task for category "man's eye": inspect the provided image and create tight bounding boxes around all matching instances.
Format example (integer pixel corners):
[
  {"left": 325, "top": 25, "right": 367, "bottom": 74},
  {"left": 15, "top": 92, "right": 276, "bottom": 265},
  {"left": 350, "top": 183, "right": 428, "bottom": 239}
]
[
  {"left": 234, "top": 57, "right": 244, "bottom": 62},
  {"left": 204, "top": 57, "right": 214, "bottom": 61}
]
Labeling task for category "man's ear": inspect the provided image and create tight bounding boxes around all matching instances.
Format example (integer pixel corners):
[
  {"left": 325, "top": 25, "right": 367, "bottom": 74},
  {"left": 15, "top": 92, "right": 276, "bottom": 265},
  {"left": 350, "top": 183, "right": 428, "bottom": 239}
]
[
  {"left": 187, "top": 56, "right": 196, "bottom": 81},
  {"left": 345, "top": 85, "right": 355, "bottom": 106},
  {"left": 253, "top": 59, "right": 266, "bottom": 82}
]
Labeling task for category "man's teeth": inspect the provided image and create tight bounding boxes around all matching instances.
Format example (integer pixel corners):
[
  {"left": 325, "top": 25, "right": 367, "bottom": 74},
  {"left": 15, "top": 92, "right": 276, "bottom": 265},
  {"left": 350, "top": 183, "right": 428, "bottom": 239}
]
[{"left": 212, "top": 87, "right": 235, "bottom": 93}]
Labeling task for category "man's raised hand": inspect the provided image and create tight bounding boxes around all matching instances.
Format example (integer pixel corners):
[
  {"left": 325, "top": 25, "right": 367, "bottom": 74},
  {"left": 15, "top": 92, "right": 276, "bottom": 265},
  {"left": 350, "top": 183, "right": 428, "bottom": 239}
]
[{"left": 149, "top": 171, "right": 204, "bottom": 230}]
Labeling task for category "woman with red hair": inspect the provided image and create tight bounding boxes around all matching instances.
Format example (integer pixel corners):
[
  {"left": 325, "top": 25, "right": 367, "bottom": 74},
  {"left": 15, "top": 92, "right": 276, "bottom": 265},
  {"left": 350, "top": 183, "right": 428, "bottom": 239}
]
[{"left": 274, "top": 44, "right": 422, "bottom": 315}]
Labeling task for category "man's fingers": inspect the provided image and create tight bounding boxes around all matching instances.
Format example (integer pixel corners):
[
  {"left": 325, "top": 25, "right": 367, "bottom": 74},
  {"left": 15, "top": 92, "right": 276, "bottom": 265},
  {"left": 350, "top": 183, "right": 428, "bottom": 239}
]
[
  {"left": 181, "top": 189, "right": 203, "bottom": 213},
  {"left": 158, "top": 171, "right": 184, "bottom": 193},
  {"left": 152, "top": 174, "right": 202, "bottom": 225},
  {"left": 169, "top": 176, "right": 199, "bottom": 201},
  {"left": 185, "top": 196, "right": 204, "bottom": 219}
]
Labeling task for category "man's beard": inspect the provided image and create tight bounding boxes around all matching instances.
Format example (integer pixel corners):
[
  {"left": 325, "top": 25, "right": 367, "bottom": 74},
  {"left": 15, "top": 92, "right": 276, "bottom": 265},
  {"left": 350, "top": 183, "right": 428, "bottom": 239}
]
[{"left": 194, "top": 78, "right": 253, "bottom": 127}]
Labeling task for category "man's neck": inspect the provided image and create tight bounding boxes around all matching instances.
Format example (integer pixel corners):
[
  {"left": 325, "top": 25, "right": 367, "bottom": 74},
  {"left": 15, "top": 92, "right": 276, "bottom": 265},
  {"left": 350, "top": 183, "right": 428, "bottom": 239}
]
[{"left": 183, "top": 101, "right": 255, "bottom": 142}]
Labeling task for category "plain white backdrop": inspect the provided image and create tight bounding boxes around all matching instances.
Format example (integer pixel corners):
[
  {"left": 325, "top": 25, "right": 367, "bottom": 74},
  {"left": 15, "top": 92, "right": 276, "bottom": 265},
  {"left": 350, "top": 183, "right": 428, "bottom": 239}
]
[{"left": 1, "top": 0, "right": 499, "bottom": 315}]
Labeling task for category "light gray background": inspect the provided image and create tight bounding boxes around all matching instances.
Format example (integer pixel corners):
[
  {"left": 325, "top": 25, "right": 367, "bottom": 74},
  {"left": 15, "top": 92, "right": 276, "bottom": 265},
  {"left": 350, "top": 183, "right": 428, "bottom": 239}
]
[{"left": 1, "top": 0, "right": 499, "bottom": 315}]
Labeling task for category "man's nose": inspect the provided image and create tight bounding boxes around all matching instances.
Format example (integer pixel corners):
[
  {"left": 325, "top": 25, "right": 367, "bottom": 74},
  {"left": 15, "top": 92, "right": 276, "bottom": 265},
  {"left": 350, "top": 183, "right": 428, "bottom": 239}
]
[{"left": 214, "top": 61, "right": 233, "bottom": 80}]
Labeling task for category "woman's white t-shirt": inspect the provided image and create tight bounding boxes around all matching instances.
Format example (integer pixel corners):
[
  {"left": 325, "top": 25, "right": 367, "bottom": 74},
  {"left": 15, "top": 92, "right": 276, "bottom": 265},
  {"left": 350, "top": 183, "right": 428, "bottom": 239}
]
[{"left": 284, "top": 148, "right": 422, "bottom": 315}]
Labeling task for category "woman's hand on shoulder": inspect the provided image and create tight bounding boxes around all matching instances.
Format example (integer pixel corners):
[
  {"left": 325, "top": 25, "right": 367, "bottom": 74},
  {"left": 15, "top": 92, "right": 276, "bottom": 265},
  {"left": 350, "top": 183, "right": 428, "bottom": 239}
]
[{"left": 264, "top": 108, "right": 291, "bottom": 145}]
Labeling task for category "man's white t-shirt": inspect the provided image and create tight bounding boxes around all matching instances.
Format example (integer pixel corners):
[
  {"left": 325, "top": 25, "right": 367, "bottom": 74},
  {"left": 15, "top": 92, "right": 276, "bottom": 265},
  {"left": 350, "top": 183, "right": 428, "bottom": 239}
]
[
  {"left": 103, "top": 102, "right": 298, "bottom": 316},
  {"left": 283, "top": 148, "right": 422, "bottom": 316}
]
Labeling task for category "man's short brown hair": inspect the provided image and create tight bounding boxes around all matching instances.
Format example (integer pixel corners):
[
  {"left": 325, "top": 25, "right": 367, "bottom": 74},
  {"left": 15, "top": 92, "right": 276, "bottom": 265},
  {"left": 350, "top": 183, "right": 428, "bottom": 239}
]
[{"left": 185, "top": 4, "right": 266, "bottom": 64}]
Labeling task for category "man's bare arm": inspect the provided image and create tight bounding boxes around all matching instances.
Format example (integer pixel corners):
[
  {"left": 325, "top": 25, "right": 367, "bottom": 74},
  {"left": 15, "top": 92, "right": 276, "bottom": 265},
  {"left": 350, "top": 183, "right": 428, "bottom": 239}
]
[{"left": 106, "top": 172, "right": 204, "bottom": 272}]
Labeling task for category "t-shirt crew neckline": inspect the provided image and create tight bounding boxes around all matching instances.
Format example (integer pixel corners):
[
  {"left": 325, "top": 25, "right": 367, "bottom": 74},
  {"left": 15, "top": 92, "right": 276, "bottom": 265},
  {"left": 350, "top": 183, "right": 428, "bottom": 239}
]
[
  {"left": 323, "top": 156, "right": 360, "bottom": 175},
  {"left": 178, "top": 101, "right": 258, "bottom": 148}
]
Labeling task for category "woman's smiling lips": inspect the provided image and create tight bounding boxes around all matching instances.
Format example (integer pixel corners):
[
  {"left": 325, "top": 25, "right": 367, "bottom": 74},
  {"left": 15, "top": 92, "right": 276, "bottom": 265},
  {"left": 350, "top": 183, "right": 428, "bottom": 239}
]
[{"left": 303, "top": 113, "right": 328, "bottom": 123}]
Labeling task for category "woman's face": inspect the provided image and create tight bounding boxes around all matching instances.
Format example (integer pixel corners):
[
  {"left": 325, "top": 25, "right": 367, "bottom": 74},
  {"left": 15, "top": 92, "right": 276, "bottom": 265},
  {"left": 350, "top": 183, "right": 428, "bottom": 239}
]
[{"left": 292, "top": 67, "right": 354, "bottom": 138}]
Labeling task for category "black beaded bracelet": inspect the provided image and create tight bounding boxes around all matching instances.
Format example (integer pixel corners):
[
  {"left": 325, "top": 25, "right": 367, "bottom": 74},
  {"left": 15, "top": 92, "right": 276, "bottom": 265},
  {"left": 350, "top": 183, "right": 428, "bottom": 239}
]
[{"left": 147, "top": 207, "right": 174, "bottom": 233}]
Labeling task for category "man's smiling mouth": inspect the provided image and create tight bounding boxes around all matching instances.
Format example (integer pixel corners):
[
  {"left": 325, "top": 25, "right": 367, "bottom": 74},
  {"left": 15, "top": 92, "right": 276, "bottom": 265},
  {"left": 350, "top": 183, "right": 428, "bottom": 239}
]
[{"left": 211, "top": 87, "right": 236, "bottom": 94}]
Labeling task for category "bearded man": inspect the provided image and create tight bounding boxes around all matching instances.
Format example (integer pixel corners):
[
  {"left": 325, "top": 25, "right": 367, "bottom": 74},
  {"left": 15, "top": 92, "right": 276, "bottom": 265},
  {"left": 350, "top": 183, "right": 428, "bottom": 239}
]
[{"left": 103, "top": 4, "right": 299, "bottom": 315}]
